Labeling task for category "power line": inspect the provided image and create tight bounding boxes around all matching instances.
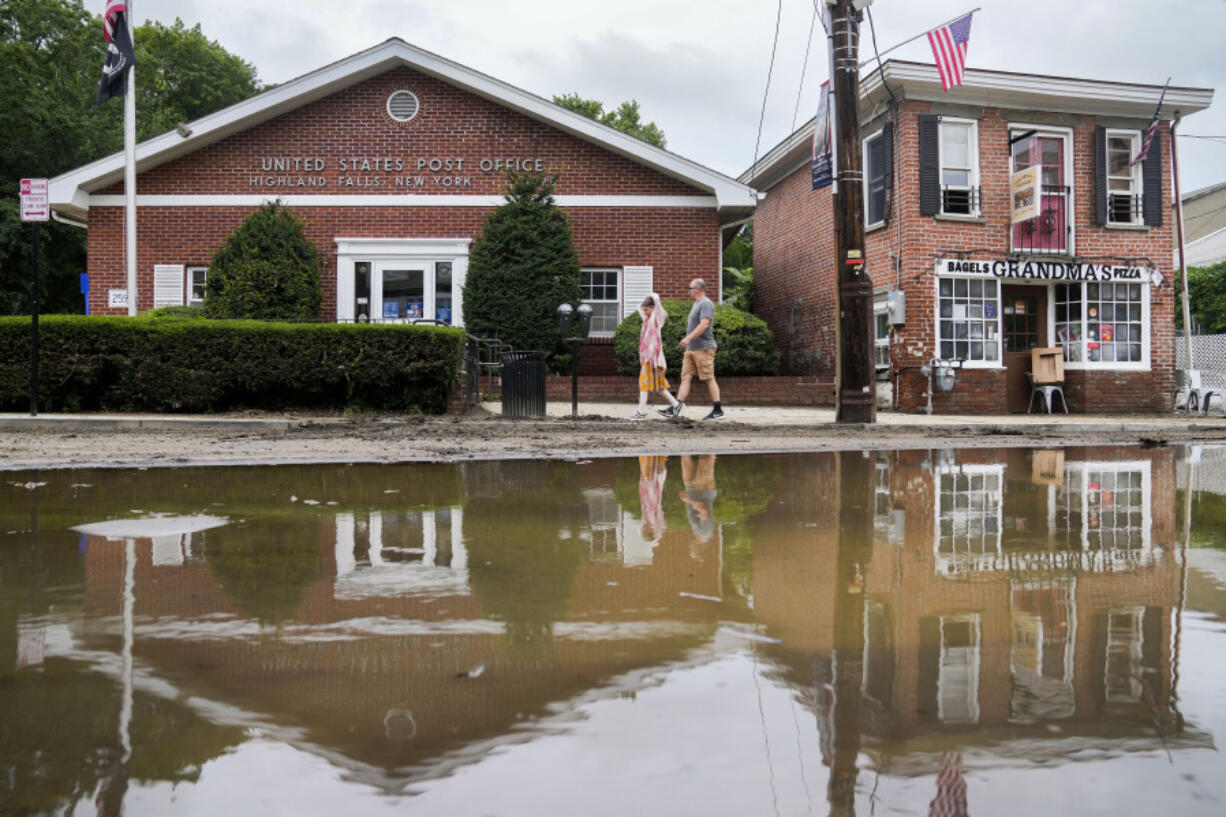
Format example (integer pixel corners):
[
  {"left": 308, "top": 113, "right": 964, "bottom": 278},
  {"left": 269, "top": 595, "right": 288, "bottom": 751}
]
[
  {"left": 749, "top": 0, "right": 784, "bottom": 184},
  {"left": 791, "top": 3, "right": 819, "bottom": 132}
]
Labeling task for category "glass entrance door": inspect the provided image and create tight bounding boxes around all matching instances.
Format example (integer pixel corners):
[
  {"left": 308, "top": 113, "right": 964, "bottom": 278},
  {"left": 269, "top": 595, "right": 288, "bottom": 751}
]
[{"left": 374, "top": 264, "right": 427, "bottom": 323}]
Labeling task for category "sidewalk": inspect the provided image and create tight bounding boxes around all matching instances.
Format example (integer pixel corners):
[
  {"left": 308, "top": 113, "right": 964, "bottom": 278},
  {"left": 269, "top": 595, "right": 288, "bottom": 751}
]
[{"left": 2, "top": 401, "right": 1225, "bottom": 433}]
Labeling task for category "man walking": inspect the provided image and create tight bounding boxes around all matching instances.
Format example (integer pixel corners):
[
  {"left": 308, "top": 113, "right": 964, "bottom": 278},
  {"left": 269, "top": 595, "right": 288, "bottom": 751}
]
[{"left": 660, "top": 278, "right": 724, "bottom": 420}]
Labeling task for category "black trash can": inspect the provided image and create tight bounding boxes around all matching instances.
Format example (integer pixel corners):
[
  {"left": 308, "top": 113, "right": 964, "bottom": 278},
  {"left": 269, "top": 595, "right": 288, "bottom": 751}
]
[{"left": 500, "top": 350, "right": 547, "bottom": 419}]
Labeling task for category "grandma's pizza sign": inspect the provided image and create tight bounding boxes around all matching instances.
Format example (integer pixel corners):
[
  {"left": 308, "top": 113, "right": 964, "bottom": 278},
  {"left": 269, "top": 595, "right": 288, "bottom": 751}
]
[{"left": 937, "top": 258, "right": 1159, "bottom": 285}]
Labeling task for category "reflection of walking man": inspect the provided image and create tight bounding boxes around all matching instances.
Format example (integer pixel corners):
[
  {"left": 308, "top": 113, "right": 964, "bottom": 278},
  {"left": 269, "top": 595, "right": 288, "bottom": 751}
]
[
  {"left": 660, "top": 278, "right": 724, "bottom": 421},
  {"left": 679, "top": 454, "right": 717, "bottom": 558}
]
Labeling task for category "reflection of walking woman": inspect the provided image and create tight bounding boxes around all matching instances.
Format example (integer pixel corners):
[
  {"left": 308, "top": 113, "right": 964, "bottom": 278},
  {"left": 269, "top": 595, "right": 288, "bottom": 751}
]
[
  {"left": 637, "top": 455, "right": 668, "bottom": 541},
  {"left": 631, "top": 293, "right": 681, "bottom": 420}
]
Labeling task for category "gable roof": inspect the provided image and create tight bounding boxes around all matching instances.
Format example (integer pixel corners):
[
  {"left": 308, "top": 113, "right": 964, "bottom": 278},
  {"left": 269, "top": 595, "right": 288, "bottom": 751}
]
[
  {"left": 741, "top": 59, "right": 1214, "bottom": 190},
  {"left": 50, "top": 38, "right": 757, "bottom": 221}
]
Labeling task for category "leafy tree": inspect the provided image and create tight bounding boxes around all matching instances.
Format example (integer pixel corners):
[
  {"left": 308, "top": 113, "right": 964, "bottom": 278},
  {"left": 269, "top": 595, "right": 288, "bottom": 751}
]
[
  {"left": 0, "top": 1, "right": 262, "bottom": 315},
  {"left": 1180, "top": 260, "right": 1226, "bottom": 334},
  {"left": 462, "top": 172, "right": 581, "bottom": 356},
  {"left": 721, "top": 222, "right": 753, "bottom": 311},
  {"left": 203, "top": 200, "right": 322, "bottom": 320},
  {"left": 553, "top": 93, "right": 667, "bottom": 148}
]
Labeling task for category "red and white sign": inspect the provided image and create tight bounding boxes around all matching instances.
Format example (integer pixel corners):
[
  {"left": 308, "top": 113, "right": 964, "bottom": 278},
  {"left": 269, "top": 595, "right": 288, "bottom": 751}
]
[{"left": 20, "top": 178, "right": 49, "bottom": 222}]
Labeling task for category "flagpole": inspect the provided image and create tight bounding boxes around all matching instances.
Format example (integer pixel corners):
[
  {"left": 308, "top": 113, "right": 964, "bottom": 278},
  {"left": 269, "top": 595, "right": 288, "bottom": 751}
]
[
  {"left": 1172, "top": 113, "right": 1194, "bottom": 370},
  {"left": 856, "top": 7, "right": 981, "bottom": 70},
  {"left": 124, "top": 2, "right": 137, "bottom": 316}
]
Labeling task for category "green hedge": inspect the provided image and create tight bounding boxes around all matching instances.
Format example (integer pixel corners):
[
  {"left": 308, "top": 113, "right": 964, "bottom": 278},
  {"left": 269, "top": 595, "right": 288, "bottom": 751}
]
[
  {"left": 613, "top": 300, "right": 780, "bottom": 377},
  {"left": 0, "top": 315, "right": 466, "bottom": 413}
]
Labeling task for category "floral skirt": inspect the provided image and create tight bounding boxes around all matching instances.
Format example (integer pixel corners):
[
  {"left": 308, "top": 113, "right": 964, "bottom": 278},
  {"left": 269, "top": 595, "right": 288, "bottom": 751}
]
[{"left": 639, "top": 362, "right": 670, "bottom": 393}]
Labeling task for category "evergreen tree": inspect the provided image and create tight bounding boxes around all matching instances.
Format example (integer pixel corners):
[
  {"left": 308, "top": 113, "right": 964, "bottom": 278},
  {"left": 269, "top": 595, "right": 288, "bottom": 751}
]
[
  {"left": 462, "top": 172, "right": 581, "bottom": 355},
  {"left": 203, "top": 200, "right": 321, "bottom": 320}
]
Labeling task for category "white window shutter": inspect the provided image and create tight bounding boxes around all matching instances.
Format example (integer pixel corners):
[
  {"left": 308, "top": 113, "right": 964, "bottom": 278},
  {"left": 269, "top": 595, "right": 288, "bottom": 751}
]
[
  {"left": 622, "top": 266, "right": 654, "bottom": 319},
  {"left": 153, "top": 265, "right": 185, "bottom": 308}
]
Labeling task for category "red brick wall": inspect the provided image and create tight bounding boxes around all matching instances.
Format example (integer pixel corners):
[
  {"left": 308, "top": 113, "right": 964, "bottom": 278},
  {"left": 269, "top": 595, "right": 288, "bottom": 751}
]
[
  {"left": 467, "top": 375, "right": 833, "bottom": 408},
  {"left": 756, "top": 98, "right": 1179, "bottom": 414},
  {"left": 86, "top": 66, "right": 720, "bottom": 315}
]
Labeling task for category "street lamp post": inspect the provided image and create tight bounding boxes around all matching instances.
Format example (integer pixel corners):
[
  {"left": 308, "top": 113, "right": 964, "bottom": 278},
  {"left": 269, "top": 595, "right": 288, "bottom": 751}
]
[{"left": 557, "top": 303, "right": 593, "bottom": 419}]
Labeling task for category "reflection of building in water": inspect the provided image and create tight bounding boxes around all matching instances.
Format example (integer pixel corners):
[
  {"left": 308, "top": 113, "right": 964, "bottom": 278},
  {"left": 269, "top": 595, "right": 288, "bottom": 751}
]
[
  {"left": 752, "top": 446, "right": 1206, "bottom": 778},
  {"left": 68, "top": 461, "right": 726, "bottom": 792}
]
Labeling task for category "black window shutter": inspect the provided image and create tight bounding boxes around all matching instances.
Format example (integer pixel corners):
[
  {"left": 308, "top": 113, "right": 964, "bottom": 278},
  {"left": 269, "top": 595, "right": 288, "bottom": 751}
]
[
  {"left": 883, "top": 120, "right": 895, "bottom": 222},
  {"left": 1143, "top": 129, "right": 1163, "bottom": 227},
  {"left": 918, "top": 115, "right": 939, "bottom": 216},
  {"left": 1093, "top": 126, "right": 1107, "bottom": 225}
]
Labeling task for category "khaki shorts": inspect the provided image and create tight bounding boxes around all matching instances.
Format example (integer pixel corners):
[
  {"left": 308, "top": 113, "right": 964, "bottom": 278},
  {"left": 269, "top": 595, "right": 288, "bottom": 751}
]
[{"left": 681, "top": 348, "right": 716, "bottom": 381}]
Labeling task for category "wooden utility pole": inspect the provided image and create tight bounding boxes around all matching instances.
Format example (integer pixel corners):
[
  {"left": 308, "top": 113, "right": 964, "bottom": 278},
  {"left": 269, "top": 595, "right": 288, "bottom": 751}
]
[{"left": 831, "top": 0, "right": 876, "bottom": 423}]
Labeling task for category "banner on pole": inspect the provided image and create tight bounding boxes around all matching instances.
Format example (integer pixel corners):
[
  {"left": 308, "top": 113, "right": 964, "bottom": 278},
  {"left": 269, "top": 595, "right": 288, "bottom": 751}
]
[
  {"left": 1010, "top": 166, "right": 1041, "bottom": 224},
  {"left": 811, "top": 81, "right": 833, "bottom": 190}
]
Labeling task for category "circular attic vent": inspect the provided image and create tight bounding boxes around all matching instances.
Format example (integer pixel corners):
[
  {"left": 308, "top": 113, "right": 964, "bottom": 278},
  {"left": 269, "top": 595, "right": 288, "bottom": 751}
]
[{"left": 387, "top": 90, "right": 420, "bottom": 122}]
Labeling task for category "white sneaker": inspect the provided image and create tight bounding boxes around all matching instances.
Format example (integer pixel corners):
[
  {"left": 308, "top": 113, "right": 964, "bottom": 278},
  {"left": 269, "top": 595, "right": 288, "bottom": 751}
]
[{"left": 629, "top": 411, "right": 647, "bottom": 421}]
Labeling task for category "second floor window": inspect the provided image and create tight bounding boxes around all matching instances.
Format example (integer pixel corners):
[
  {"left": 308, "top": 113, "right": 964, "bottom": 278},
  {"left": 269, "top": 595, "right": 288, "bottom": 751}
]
[
  {"left": 1106, "top": 130, "right": 1143, "bottom": 225},
  {"left": 1011, "top": 130, "right": 1072, "bottom": 255},
  {"left": 939, "top": 119, "right": 979, "bottom": 215}
]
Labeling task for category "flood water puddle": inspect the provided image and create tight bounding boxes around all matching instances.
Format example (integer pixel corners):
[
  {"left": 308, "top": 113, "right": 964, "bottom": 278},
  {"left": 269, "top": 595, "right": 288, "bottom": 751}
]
[{"left": 3, "top": 446, "right": 1226, "bottom": 815}]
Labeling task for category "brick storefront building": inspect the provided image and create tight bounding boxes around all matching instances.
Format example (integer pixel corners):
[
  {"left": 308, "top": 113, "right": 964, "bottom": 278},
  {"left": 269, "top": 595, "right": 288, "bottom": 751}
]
[
  {"left": 48, "top": 39, "right": 755, "bottom": 352},
  {"left": 746, "top": 62, "right": 1213, "bottom": 414}
]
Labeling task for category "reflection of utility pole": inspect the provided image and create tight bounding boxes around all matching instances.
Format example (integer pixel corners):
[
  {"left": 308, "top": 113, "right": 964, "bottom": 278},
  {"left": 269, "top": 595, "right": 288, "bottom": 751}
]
[
  {"left": 832, "top": 0, "right": 876, "bottom": 423},
  {"left": 828, "top": 451, "right": 875, "bottom": 816}
]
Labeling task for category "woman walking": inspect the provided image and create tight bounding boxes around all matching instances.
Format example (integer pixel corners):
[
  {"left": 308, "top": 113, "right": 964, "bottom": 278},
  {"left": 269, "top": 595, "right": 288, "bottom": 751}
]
[{"left": 632, "top": 293, "right": 680, "bottom": 420}]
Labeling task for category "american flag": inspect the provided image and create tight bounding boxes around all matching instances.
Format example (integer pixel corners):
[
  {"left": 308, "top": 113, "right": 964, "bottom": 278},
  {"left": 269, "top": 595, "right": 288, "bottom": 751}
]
[
  {"left": 927, "top": 751, "right": 969, "bottom": 817},
  {"left": 927, "top": 12, "right": 974, "bottom": 92},
  {"left": 102, "top": 0, "right": 126, "bottom": 43},
  {"left": 1130, "top": 80, "right": 1170, "bottom": 167}
]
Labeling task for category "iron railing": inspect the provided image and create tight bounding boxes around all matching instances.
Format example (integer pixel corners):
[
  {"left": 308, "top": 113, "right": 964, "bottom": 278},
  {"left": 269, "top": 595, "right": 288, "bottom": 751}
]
[
  {"left": 940, "top": 185, "right": 980, "bottom": 216},
  {"left": 1108, "top": 193, "right": 1144, "bottom": 226},
  {"left": 1011, "top": 184, "right": 1072, "bottom": 255}
]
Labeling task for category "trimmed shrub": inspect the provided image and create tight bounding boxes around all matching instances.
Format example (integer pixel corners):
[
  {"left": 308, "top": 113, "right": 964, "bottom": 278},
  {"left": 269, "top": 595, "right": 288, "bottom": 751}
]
[
  {"left": 0, "top": 315, "right": 465, "bottom": 413},
  {"left": 462, "top": 172, "right": 581, "bottom": 361},
  {"left": 204, "top": 200, "right": 322, "bottom": 320},
  {"left": 613, "top": 300, "right": 780, "bottom": 377}
]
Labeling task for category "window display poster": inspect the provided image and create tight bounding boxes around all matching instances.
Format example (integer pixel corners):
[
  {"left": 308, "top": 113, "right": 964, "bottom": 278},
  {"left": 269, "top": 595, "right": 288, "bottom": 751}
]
[
  {"left": 407, "top": 301, "right": 423, "bottom": 318},
  {"left": 1101, "top": 325, "right": 1113, "bottom": 342},
  {"left": 383, "top": 301, "right": 399, "bottom": 318},
  {"left": 985, "top": 302, "right": 997, "bottom": 318},
  {"left": 436, "top": 307, "right": 452, "bottom": 324}
]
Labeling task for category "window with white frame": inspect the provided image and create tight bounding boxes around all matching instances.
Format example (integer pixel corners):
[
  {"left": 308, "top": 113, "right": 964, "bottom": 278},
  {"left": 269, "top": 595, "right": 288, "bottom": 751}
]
[
  {"left": 874, "top": 303, "right": 890, "bottom": 370},
  {"left": 863, "top": 129, "right": 888, "bottom": 227},
  {"left": 938, "top": 615, "right": 981, "bottom": 724},
  {"left": 581, "top": 267, "right": 620, "bottom": 337},
  {"left": 1055, "top": 461, "right": 1152, "bottom": 570},
  {"left": 1106, "top": 130, "right": 1143, "bottom": 225},
  {"left": 187, "top": 266, "right": 207, "bottom": 307},
  {"left": 939, "top": 119, "right": 979, "bottom": 215},
  {"left": 935, "top": 464, "right": 1003, "bottom": 575},
  {"left": 1104, "top": 608, "right": 1145, "bottom": 703},
  {"left": 1054, "top": 282, "right": 1146, "bottom": 366},
  {"left": 938, "top": 277, "right": 1001, "bottom": 363}
]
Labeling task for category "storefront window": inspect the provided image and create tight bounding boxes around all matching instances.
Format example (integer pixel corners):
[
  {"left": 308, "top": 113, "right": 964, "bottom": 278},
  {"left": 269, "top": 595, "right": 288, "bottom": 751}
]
[
  {"left": 1055, "top": 282, "right": 1144, "bottom": 365},
  {"left": 938, "top": 277, "right": 1000, "bottom": 363}
]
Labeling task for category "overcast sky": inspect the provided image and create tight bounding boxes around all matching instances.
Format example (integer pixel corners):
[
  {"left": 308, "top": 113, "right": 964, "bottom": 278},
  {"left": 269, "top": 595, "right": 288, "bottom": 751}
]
[{"left": 146, "top": 0, "right": 1226, "bottom": 192}]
